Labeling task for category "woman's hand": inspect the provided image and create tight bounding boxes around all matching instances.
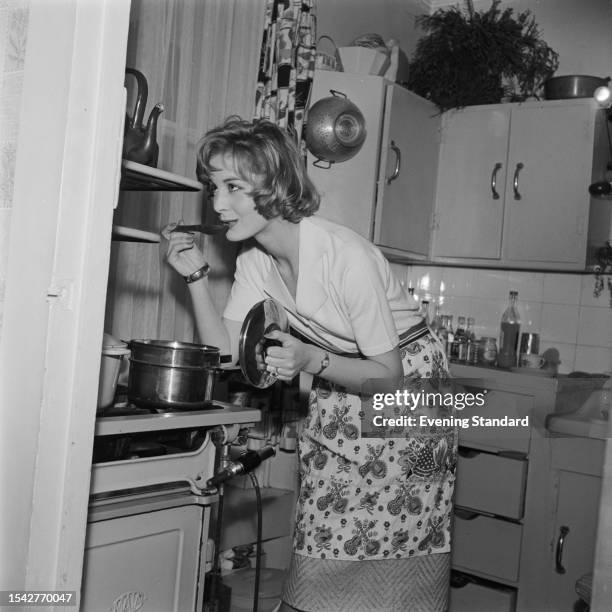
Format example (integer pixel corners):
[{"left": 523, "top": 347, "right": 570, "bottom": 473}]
[
  {"left": 263, "top": 330, "right": 317, "bottom": 382},
  {"left": 162, "top": 221, "right": 208, "bottom": 277}
]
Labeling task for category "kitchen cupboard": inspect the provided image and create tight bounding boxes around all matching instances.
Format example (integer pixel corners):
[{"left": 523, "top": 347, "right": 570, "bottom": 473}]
[
  {"left": 448, "top": 365, "right": 605, "bottom": 612},
  {"left": 307, "top": 77, "right": 605, "bottom": 271},
  {"left": 431, "top": 99, "right": 604, "bottom": 270},
  {"left": 306, "top": 70, "right": 440, "bottom": 260},
  {"left": 546, "top": 437, "right": 605, "bottom": 611}
]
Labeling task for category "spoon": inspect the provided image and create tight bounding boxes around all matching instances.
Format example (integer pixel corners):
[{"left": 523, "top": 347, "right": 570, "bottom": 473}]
[{"left": 169, "top": 223, "right": 227, "bottom": 235}]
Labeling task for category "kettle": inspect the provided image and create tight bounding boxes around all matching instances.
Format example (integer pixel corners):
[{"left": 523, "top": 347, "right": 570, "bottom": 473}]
[{"left": 123, "top": 68, "right": 164, "bottom": 167}]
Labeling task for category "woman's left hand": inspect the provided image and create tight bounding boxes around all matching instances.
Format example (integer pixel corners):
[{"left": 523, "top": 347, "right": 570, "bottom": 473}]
[{"left": 263, "top": 331, "right": 315, "bottom": 382}]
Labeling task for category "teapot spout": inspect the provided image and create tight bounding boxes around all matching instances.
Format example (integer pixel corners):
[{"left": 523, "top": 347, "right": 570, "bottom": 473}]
[
  {"left": 146, "top": 102, "right": 164, "bottom": 134},
  {"left": 141, "top": 103, "right": 164, "bottom": 167}
]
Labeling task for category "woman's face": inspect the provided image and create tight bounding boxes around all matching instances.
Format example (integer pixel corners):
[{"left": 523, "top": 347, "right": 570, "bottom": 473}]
[{"left": 208, "top": 153, "right": 268, "bottom": 242}]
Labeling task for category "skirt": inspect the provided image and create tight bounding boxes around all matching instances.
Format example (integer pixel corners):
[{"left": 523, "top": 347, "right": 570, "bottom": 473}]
[{"left": 282, "top": 551, "right": 450, "bottom": 612}]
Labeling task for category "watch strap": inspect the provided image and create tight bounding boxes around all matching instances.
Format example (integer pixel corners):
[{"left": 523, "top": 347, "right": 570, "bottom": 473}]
[{"left": 314, "top": 351, "right": 330, "bottom": 376}]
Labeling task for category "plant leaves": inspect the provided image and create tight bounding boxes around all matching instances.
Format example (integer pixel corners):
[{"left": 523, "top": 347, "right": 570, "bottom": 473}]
[{"left": 407, "top": 0, "right": 559, "bottom": 111}]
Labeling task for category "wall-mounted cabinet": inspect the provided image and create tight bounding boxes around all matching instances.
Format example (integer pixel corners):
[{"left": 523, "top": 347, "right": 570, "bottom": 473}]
[
  {"left": 306, "top": 71, "right": 440, "bottom": 261},
  {"left": 431, "top": 99, "right": 604, "bottom": 270},
  {"left": 308, "top": 78, "right": 606, "bottom": 271}
]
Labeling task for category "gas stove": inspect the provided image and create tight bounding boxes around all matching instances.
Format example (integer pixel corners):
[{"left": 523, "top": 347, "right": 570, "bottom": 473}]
[{"left": 91, "top": 401, "right": 260, "bottom": 496}]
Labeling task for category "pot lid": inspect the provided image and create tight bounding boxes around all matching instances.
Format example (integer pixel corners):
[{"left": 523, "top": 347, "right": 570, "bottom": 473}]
[{"left": 238, "top": 299, "right": 289, "bottom": 388}]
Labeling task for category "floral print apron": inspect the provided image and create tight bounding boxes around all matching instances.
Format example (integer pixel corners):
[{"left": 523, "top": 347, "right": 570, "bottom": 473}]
[{"left": 292, "top": 322, "right": 457, "bottom": 562}]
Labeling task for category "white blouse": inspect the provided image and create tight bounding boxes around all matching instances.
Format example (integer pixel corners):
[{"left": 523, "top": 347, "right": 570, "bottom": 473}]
[{"left": 223, "top": 216, "right": 422, "bottom": 356}]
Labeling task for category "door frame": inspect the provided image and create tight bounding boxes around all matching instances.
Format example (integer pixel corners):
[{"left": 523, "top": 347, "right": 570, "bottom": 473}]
[{"left": 0, "top": 0, "right": 129, "bottom": 599}]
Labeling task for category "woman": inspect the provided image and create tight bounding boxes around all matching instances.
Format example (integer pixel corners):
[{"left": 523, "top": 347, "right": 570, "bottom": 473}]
[{"left": 164, "top": 117, "right": 456, "bottom": 612}]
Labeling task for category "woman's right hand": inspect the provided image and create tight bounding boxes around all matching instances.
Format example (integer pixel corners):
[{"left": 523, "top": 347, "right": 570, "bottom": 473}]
[{"left": 162, "top": 221, "right": 208, "bottom": 277}]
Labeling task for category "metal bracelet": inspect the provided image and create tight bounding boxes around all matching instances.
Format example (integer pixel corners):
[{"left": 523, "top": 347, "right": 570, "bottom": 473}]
[{"left": 184, "top": 263, "right": 210, "bottom": 284}]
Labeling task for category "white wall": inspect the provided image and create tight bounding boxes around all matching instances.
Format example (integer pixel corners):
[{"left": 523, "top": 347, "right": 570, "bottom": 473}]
[{"left": 318, "top": 0, "right": 612, "bottom": 85}]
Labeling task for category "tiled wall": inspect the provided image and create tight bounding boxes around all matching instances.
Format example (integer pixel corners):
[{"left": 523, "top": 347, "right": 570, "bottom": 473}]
[
  {"left": 390, "top": 263, "right": 612, "bottom": 376},
  {"left": 0, "top": 0, "right": 29, "bottom": 339}
]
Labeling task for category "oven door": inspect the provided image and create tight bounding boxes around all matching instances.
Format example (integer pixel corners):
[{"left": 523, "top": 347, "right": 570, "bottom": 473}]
[{"left": 82, "top": 489, "right": 212, "bottom": 611}]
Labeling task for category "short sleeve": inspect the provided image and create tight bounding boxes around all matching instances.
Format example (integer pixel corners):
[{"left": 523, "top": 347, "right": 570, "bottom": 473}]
[
  {"left": 341, "top": 247, "right": 399, "bottom": 355},
  {"left": 223, "top": 245, "right": 268, "bottom": 322}
]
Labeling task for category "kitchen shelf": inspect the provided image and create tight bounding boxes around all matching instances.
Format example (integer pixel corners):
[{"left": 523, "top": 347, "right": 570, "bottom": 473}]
[{"left": 120, "top": 159, "right": 203, "bottom": 192}]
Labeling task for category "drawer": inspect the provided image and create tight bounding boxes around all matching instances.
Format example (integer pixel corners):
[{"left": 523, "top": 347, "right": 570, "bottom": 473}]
[
  {"left": 455, "top": 448, "right": 527, "bottom": 519},
  {"left": 452, "top": 512, "right": 522, "bottom": 582},
  {"left": 456, "top": 387, "right": 532, "bottom": 454},
  {"left": 450, "top": 572, "right": 516, "bottom": 612}
]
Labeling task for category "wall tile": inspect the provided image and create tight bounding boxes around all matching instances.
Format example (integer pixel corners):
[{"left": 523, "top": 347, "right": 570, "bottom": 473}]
[
  {"left": 468, "top": 268, "right": 510, "bottom": 300},
  {"left": 574, "top": 345, "right": 612, "bottom": 375},
  {"left": 440, "top": 267, "right": 475, "bottom": 297},
  {"left": 508, "top": 270, "right": 544, "bottom": 302},
  {"left": 468, "top": 297, "right": 501, "bottom": 338},
  {"left": 577, "top": 306, "right": 612, "bottom": 347},
  {"left": 402, "top": 267, "right": 441, "bottom": 304},
  {"left": 389, "top": 262, "right": 407, "bottom": 287},
  {"left": 542, "top": 273, "right": 582, "bottom": 305},
  {"left": 439, "top": 296, "right": 471, "bottom": 325},
  {"left": 580, "top": 273, "right": 610, "bottom": 307},
  {"left": 520, "top": 300, "right": 543, "bottom": 332},
  {"left": 540, "top": 304, "right": 580, "bottom": 344}
]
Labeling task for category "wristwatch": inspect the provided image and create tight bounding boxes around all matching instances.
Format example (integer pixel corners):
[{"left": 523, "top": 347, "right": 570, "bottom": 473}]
[
  {"left": 315, "top": 351, "right": 330, "bottom": 376},
  {"left": 184, "top": 263, "right": 210, "bottom": 284}
]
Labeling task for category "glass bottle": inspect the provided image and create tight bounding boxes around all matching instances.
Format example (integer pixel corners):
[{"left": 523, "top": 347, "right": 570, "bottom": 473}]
[
  {"left": 451, "top": 316, "right": 467, "bottom": 362},
  {"left": 480, "top": 337, "right": 498, "bottom": 366},
  {"left": 498, "top": 291, "right": 521, "bottom": 368},
  {"left": 445, "top": 315, "right": 455, "bottom": 360},
  {"left": 430, "top": 302, "right": 443, "bottom": 334},
  {"left": 464, "top": 317, "right": 478, "bottom": 365},
  {"left": 436, "top": 314, "right": 449, "bottom": 348},
  {"left": 420, "top": 300, "right": 430, "bottom": 325}
]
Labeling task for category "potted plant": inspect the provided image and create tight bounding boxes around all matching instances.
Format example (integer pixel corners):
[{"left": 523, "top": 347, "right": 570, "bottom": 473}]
[{"left": 406, "top": 0, "right": 559, "bottom": 112}]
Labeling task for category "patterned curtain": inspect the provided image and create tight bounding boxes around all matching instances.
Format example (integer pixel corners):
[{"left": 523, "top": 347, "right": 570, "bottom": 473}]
[{"left": 254, "top": 0, "right": 316, "bottom": 146}]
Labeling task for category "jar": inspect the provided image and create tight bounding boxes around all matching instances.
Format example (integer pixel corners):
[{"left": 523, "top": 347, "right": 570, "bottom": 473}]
[{"left": 479, "top": 337, "right": 498, "bottom": 366}]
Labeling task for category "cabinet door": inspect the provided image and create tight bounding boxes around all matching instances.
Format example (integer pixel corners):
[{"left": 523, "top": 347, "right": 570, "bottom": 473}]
[
  {"left": 503, "top": 102, "right": 595, "bottom": 265},
  {"left": 432, "top": 106, "right": 510, "bottom": 259},
  {"left": 373, "top": 86, "right": 440, "bottom": 258},
  {"left": 306, "top": 71, "right": 386, "bottom": 239},
  {"left": 547, "top": 470, "right": 601, "bottom": 611}
]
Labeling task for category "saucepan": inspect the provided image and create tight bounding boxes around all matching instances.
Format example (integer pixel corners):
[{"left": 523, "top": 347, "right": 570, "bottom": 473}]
[
  {"left": 543, "top": 75, "right": 610, "bottom": 100},
  {"left": 127, "top": 339, "right": 231, "bottom": 409}
]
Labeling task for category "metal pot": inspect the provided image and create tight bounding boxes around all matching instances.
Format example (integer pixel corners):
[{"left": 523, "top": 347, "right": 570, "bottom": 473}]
[
  {"left": 305, "top": 90, "right": 366, "bottom": 167},
  {"left": 127, "top": 339, "right": 228, "bottom": 409},
  {"left": 543, "top": 75, "right": 610, "bottom": 100}
]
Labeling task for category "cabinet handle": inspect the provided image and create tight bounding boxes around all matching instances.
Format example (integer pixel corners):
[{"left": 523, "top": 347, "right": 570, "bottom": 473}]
[
  {"left": 555, "top": 525, "right": 570, "bottom": 574},
  {"left": 386, "top": 140, "right": 401, "bottom": 184},
  {"left": 458, "top": 447, "right": 481, "bottom": 459},
  {"left": 490, "top": 162, "right": 502, "bottom": 199},
  {"left": 512, "top": 162, "right": 524, "bottom": 200}
]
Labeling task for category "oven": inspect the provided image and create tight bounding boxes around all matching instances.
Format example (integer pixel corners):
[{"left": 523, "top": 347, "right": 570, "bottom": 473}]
[{"left": 81, "top": 402, "right": 260, "bottom": 612}]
